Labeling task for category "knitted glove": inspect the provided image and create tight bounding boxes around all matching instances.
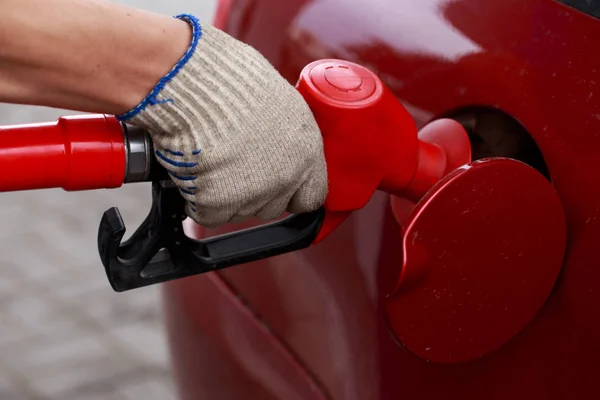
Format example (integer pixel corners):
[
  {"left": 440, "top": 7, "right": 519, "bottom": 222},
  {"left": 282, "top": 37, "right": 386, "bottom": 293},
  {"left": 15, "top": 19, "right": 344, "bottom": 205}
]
[{"left": 117, "top": 15, "right": 328, "bottom": 227}]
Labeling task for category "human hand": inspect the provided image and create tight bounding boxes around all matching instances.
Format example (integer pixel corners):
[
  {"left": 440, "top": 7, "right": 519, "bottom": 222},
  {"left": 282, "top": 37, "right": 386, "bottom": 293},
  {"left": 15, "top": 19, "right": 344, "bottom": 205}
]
[{"left": 118, "top": 15, "right": 328, "bottom": 227}]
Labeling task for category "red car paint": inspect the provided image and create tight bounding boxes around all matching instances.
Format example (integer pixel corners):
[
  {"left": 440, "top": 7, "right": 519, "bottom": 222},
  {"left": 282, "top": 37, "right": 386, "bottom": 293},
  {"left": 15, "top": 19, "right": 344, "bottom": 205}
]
[{"left": 164, "top": 0, "right": 600, "bottom": 399}]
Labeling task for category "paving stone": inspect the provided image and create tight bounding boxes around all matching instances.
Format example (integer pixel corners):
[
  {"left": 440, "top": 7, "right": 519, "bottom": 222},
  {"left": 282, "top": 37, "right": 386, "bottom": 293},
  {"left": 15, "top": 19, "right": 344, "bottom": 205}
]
[
  {"left": 28, "top": 353, "right": 139, "bottom": 399},
  {"left": 110, "top": 321, "right": 173, "bottom": 367},
  {"left": 38, "top": 264, "right": 117, "bottom": 301},
  {"left": 0, "top": 312, "right": 31, "bottom": 347},
  {"left": 119, "top": 377, "right": 178, "bottom": 400},
  {"left": 2, "top": 334, "right": 107, "bottom": 375},
  {"left": 77, "top": 285, "right": 165, "bottom": 328},
  {"left": 3, "top": 295, "right": 77, "bottom": 335},
  {"left": 0, "top": 374, "right": 22, "bottom": 400}
]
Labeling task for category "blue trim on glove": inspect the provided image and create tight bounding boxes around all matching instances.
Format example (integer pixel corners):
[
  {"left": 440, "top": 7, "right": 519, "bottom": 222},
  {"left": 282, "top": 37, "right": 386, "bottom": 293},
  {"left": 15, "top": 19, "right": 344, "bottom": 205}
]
[
  {"left": 163, "top": 148, "right": 185, "bottom": 157},
  {"left": 116, "top": 14, "right": 203, "bottom": 121},
  {"left": 155, "top": 149, "right": 199, "bottom": 167},
  {"left": 179, "top": 187, "right": 197, "bottom": 195},
  {"left": 168, "top": 171, "right": 197, "bottom": 181}
]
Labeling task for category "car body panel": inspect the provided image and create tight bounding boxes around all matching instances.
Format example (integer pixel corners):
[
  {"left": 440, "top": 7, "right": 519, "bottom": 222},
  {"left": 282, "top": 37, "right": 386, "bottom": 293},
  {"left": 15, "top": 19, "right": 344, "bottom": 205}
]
[
  {"left": 164, "top": 0, "right": 600, "bottom": 398},
  {"left": 163, "top": 272, "right": 328, "bottom": 400}
]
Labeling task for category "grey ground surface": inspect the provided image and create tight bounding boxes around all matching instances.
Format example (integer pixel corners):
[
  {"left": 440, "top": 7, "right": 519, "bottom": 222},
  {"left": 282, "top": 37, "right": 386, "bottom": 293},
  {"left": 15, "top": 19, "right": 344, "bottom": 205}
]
[{"left": 0, "top": 1, "right": 217, "bottom": 399}]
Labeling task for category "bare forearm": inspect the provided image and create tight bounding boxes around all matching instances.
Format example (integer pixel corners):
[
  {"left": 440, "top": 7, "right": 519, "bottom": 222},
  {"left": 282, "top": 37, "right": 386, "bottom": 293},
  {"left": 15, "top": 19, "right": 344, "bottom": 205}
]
[{"left": 0, "top": 0, "right": 191, "bottom": 114}]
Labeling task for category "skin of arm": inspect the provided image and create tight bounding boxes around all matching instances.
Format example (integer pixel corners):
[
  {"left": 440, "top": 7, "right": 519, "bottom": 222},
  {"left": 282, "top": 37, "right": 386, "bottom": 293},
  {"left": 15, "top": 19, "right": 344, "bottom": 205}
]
[{"left": 0, "top": 0, "right": 191, "bottom": 115}]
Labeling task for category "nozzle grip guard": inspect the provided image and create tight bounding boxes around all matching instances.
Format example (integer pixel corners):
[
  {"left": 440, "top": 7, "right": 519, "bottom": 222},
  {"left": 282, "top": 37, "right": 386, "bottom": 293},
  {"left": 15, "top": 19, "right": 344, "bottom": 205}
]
[{"left": 99, "top": 181, "right": 324, "bottom": 292}]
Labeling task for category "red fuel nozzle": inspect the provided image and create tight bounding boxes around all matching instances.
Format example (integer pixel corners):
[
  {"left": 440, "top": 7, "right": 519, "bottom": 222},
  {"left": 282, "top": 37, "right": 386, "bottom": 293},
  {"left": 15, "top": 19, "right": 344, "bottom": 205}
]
[
  {"left": 0, "top": 59, "right": 473, "bottom": 292},
  {"left": 0, "top": 59, "right": 471, "bottom": 243},
  {"left": 296, "top": 60, "right": 471, "bottom": 242}
]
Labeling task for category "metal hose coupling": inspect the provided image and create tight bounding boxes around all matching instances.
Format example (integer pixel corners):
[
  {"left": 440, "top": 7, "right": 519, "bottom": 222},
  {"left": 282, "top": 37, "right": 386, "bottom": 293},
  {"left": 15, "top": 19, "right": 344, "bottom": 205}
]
[{"left": 122, "top": 123, "right": 154, "bottom": 183}]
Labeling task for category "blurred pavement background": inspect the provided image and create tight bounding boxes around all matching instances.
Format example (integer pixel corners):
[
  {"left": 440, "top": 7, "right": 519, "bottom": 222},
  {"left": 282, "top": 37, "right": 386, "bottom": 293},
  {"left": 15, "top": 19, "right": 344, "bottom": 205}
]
[{"left": 0, "top": 1, "right": 217, "bottom": 399}]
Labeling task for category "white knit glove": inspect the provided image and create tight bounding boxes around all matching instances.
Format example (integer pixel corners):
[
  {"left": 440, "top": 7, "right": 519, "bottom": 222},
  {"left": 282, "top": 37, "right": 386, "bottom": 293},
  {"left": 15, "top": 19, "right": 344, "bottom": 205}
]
[{"left": 118, "top": 15, "right": 328, "bottom": 227}]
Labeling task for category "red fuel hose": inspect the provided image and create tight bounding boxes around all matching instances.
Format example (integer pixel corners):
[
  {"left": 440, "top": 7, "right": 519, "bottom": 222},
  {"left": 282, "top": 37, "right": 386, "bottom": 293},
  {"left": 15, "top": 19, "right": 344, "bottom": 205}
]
[{"left": 0, "top": 114, "right": 153, "bottom": 192}]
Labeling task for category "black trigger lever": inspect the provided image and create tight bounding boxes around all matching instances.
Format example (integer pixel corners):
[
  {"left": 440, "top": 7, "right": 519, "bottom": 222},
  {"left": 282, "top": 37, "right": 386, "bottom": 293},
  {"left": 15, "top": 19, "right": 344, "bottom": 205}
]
[{"left": 97, "top": 180, "right": 325, "bottom": 292}]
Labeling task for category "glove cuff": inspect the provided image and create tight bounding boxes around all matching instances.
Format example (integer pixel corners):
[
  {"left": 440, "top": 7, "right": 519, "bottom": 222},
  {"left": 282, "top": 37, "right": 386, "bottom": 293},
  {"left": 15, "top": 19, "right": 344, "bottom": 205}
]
[
  {"left": 116, "top": 13, "right": 297, "bottom": 152},
  {"left": 116, "top": 14, "right": 203, "bottom": 122}
]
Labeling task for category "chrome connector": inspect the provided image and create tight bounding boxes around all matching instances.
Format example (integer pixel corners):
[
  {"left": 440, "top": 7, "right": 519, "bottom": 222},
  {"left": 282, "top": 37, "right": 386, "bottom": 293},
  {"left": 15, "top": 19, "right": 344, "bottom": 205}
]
[{"left": 122, "top": 123, "right": 153, "bottom": 183}]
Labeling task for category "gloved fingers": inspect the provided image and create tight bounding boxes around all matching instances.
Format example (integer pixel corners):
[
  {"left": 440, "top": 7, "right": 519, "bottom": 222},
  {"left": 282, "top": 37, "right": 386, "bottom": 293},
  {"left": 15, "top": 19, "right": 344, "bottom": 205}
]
[
  {"left": 286, "top": 159, "right": 328, "bottom": 214},
  {"left": 187, "top": 205, "right": 235, "bottom": 228},
  {"left": 255, "top": 191, "right": 295, "bottom": 222},
  {"left": 186, "top": 186, "right": 293, "bottom": 227}
]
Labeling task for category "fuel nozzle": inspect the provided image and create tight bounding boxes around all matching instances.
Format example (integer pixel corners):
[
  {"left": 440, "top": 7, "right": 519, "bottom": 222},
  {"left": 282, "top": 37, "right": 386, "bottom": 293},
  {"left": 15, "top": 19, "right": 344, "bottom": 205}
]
[
  {"left": 295, "top": 60, "right": 471, "bottom": 240},
  {"left": 0, "top": 59, "right": 473, "bottom": 292}
]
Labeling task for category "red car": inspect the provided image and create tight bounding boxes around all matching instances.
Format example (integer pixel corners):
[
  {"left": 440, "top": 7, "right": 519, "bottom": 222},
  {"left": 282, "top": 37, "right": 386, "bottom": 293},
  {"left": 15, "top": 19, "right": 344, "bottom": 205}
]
[{"left": 160, "top": 0, "right": 600, "bottom": 399}]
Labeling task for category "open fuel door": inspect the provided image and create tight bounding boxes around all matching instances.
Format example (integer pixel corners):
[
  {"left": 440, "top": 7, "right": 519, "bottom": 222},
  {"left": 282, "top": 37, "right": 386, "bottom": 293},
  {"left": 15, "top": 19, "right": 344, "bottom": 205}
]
[{"left": 387, "top": 157, "right": 567, "bottom": 363}]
